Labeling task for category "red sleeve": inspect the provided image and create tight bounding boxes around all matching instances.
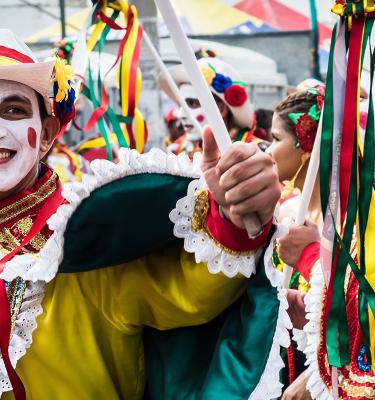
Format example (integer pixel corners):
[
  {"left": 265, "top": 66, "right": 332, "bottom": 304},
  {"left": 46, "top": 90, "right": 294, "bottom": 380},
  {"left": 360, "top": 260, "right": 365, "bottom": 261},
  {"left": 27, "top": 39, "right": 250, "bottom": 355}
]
[
  {"left": 205, "top": 192, "right": 273, "bottom": 252},
  {"left": 297, "top": 242, "right": 320, "bottom": 282}
]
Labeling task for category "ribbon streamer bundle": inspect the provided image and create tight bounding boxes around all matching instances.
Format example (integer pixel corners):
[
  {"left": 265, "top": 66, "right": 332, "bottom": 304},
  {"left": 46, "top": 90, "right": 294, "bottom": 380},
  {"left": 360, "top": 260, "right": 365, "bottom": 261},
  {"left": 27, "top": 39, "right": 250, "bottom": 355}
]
[
  {"left": 71, "top": 0, "right": 147, "bottom": 157},
  {"left": 320, "top": 0, "right": 375, "bottom": 371}
]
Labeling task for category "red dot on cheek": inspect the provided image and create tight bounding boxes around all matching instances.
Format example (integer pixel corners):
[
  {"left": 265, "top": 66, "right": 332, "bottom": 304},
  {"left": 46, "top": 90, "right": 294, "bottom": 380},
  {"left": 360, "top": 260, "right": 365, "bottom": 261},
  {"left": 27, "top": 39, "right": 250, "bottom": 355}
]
[
  {"left": 196, "top": 114, "right": 205, "bottom": 123},
  {"left": 27, "top": 127, "right": 37, "bottom": 149}
]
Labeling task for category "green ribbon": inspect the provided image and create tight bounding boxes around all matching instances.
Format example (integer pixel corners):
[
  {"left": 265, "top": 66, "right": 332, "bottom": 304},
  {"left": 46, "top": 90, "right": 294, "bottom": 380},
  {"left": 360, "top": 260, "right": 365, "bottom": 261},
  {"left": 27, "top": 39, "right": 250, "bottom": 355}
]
[
  {"left": 87, "top": 63, "right": 112, "bottom": 160},
  {"left": 307, "top": 104, "right": 321, "bottom": 121},
  {"left": 288, "top": 112, "right": 303, "bottom": 125},
  {"left": 320, "top": 24, "right": 336, "bottom": 216},
  {"left": 81, "top": 9, "right": 130, "bottom": 158}
]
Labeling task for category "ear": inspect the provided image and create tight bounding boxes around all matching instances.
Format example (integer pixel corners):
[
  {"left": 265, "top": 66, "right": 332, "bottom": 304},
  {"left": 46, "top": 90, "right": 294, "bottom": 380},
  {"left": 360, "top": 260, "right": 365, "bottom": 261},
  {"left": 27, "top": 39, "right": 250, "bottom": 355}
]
[{"left": 39, "top": 116, "right": 60, "bottom": 156}]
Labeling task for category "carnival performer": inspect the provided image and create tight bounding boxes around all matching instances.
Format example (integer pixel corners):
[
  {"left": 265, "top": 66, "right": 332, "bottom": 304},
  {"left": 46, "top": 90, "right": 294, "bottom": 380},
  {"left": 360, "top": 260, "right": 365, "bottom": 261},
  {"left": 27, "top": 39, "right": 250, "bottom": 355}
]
[
  {"left": 0, "top": 29, "right": 287, "bottom": 400},
  {"left": 158, "top": 57, "right": 266, "bottom": 157},
  {"left": 164, "top": 107, "right": 187, "bottom": 154},
  {"left": 269, "top": 87, "right": 324, "bottom": 229},
  {"left": 266, "top": 88, "right": 325, "bottom": 399}
]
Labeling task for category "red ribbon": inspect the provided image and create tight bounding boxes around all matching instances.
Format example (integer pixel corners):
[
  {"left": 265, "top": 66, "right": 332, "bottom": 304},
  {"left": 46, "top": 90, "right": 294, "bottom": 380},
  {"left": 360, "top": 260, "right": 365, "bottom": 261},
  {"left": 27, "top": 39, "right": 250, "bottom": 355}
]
[
  {"left": 98, "top": 11, "right": 123, "bottom": 30},
  {"left": 77, "top": 84, "right": 109, "bottom": 133},
  {"left": 287, "top": 331, "right": 296, "bottom": 384},
  {"left": 0, "top": 45, "right": 34, "bottom": 64},
  {"left": 339, "top": 16, "right": 364, "bottom": 225},
  {"left": 0, "top": 280, "right": 25, "bottom": 400},
  {"left": 0, "top": 180, "right": 64, "bottom": 399}
]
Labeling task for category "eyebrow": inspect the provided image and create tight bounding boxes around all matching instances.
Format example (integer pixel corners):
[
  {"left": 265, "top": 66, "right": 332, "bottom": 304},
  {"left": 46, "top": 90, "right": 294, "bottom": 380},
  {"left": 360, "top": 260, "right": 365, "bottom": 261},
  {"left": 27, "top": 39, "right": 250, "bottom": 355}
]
[{"left": 0, "top": 95, "right": 32, "bottom": 104}]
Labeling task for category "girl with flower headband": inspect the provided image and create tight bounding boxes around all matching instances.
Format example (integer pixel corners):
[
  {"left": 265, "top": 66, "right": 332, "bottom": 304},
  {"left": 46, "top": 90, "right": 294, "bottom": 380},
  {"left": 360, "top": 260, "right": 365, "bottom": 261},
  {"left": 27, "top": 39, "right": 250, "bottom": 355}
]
[
  {"left": 273, "top": 87, "right": 375, "bottom": 397},
  {"left": 268, "top": 86, "right": 325, "bottom": 223},
  {"left": 266, "top": 87, "right": 325, "bottom": 398}
]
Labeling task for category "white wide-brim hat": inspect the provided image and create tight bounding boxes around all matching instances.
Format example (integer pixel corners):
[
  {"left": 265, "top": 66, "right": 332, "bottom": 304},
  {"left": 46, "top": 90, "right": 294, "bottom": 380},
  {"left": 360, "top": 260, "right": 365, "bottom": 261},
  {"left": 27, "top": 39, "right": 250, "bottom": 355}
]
[
  {"left": 0, "top": 29, "right": 54, "bottom": 114},
  {"left": 159, "top": 57, "right": 254, "bottom": 129}
]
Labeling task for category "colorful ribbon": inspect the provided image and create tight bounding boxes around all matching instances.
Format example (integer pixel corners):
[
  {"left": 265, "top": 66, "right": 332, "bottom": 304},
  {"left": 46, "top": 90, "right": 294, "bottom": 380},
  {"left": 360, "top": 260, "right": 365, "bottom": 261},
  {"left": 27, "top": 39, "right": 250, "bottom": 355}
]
[
  {"left": 72, "top": 0, "right": 147, "bottom": 157},
  {"left": 320, "top": 9, "right": 375, "bottom": 370}
]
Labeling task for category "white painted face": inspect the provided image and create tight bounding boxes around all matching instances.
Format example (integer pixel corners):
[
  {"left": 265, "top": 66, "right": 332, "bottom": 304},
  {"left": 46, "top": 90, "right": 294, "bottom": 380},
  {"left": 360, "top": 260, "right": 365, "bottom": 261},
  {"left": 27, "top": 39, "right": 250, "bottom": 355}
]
[
  {"left": 0, "top": 80, "right": 42, "bottom": 192},
  {"left": 178, "top": 83, "right": 207, "bottom": 140}
]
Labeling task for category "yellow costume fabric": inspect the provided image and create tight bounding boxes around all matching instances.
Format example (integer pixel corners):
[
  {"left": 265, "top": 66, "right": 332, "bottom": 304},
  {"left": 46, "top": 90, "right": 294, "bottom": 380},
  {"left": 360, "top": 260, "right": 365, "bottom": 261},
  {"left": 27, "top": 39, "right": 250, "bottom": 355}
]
[{"left": 4, "top": 245, "right": 246, "bottom": 400}]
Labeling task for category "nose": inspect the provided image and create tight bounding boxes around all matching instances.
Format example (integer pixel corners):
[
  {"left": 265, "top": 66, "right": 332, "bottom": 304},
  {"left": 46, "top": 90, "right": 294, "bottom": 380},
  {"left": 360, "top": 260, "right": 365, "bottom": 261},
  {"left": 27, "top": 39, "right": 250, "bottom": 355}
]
[
  {"left": 176, "top": 106, "right": 187, "bottom": 120},
  {"left": 0, "top": 126, "right": 7, "bottom": 139}
]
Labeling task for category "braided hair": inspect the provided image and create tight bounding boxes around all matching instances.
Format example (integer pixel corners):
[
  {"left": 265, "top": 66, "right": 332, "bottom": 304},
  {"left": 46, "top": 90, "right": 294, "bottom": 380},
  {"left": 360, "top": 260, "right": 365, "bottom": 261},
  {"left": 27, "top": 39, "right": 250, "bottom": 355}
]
[
  {"left": 275, "top": 90, "right": 319, "bottom": 137},
  {"left": 275, "top": 87, "right": 325, "bottom": 152}
]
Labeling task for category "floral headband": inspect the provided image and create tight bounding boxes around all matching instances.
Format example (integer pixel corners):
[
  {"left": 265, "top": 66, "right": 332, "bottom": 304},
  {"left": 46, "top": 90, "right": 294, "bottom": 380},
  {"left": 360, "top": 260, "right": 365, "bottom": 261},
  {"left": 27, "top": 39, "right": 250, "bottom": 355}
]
[
  {"left": 288, "top": 86, "right": 325, "bottom": 153},
  {"left": 200, "top": 63, "right": 248, "bottom": 107}
]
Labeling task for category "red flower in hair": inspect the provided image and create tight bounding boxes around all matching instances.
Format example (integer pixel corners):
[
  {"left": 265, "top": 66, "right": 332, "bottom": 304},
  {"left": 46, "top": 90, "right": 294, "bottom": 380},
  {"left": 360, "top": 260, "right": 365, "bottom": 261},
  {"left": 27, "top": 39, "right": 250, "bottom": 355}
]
[
  {"left": 295, "top": 114, "right": 318, "bottom": 153},
  {"left": 224, "top": 85, "right": 248, "bottom": 107}
]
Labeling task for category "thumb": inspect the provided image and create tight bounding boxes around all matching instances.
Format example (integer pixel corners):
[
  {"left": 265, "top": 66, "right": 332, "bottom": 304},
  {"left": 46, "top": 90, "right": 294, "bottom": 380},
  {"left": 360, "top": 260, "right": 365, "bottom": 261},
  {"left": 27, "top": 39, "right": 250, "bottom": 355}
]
[{"left": 202, "top": 125, "right": 220, "bottom": 168}]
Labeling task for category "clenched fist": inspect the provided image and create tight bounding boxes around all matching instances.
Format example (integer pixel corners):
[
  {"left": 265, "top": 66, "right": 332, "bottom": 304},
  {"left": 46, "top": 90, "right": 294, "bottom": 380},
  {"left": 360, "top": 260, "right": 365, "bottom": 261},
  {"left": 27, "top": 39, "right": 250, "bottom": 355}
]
[
  {"left": 201, "top": 126, "right": 280, "bottom": 229},
  {"left": 278, "top": 222, "right": 320, "bottom": 268}
]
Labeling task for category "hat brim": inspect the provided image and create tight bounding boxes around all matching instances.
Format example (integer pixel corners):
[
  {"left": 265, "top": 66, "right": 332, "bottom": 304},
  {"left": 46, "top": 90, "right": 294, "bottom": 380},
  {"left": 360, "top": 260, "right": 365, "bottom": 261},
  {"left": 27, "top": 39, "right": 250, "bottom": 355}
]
[
  {"left": 159, "top": 64, "right": 254, "bottom": 129},
  {"left": 0, "top": 60, "right": 54, "bottom": 115}
]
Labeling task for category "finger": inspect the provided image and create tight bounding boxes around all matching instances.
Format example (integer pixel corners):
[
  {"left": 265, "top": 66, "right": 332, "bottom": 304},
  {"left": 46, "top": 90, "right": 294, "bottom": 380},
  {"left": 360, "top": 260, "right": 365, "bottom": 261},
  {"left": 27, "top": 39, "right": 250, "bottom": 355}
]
[
  {"left": 224, "top": 168, "right": 273, "bottom": 204},
  {"left": 201, "top": 125, "right": 220, "bottom": 167},
  {"left": 229, "top": 186, "right": 280, "bottom": 220},
  {"left": 304, "top": 219, "right": 318, "bottom": 230},
  {"left": 216, "top": 142, "right": 258, "bottom": 175},
  {"left": 219, "top": 152, "right": 266, "bottom": 191}
]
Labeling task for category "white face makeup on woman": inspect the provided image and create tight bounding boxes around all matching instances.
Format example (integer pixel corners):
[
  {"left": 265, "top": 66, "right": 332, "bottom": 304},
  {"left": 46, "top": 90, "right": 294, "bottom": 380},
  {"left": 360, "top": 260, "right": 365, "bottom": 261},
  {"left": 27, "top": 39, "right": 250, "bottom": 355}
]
[
  {"left": 0, "top": 80, "right": 42, "bottom": 192},
  {"left": 177, "top": 83, "right": 208, "bottom": 141}
]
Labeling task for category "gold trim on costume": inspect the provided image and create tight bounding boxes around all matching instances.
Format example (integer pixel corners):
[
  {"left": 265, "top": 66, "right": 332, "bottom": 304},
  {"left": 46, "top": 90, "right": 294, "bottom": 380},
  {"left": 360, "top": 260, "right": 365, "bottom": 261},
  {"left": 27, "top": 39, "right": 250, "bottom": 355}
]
[
  {"left": 192, "top": 190, "right": 210, "bottom": 232},
  {"left": 7, "top": 278, "right": 26, "bottom": 338},
  {"left": 340, "top": 380, "right": 375, "bottom": 398},
  {"left": 192, "top": 190, "right": 255, "bottom": 257},
  {"left": 203, "top": 222, "right": 255, "bottom": 257},
  {"left": 15, "top": 217, "right": 33, "bottom": 236},
  {"left": 349, "top": 369, "right": 375, "bottom": 384},
  {"left": 0, "top": 171, "right": 57, "bottom": 225}
]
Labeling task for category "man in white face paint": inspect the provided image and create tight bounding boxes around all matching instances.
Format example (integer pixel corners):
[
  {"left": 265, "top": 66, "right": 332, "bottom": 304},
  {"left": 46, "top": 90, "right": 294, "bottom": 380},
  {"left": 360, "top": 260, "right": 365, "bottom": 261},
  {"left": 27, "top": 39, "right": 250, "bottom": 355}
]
[
  {"left": 159, "top": 57, "right": 262, "bottom": 155},
  {"left": 0, "top": 29, "right": 285, "bottom": 400},
  {"left": 0, "top": 81, "right": 59, "bottom": 198}
]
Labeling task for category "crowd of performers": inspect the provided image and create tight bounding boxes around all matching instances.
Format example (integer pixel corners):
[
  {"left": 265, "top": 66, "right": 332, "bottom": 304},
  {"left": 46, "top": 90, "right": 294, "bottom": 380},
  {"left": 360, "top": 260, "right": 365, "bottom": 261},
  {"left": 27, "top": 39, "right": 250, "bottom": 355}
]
[{"left": 0, "top": 1, "right": 374, "bottom": 399}]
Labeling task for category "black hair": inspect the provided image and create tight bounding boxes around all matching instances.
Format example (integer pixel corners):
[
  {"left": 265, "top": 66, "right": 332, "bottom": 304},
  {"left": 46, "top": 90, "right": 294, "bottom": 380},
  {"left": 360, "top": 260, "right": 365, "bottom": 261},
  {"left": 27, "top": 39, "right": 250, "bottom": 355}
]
[{"left": 36, "top": 93, "right": 48, "bottom": 121}]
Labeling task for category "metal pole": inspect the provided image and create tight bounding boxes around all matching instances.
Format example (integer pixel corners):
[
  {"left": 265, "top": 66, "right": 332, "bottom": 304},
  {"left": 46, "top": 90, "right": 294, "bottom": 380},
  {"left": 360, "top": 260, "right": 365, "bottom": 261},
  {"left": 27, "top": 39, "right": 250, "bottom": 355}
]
[
  {"left": 59, "top": 0, "right": 66, "bottom": 39},
  {"left": 309, "top": 0, "right": 322, "bottom": 80}
]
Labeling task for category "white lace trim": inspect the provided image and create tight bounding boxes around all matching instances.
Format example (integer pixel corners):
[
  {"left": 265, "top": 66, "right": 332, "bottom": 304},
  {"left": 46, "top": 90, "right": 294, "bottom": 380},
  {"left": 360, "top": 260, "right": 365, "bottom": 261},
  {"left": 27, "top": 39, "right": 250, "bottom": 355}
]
[
  {"left": 169, "top": 177, "right": 263, "bottom": 278},
  {"left": 0, "top": 148, "right": 202, "bottom": 284},
  {"left": 248, "top": 229, "right": 292, "bottom": 399},
  {"left": 293, "top": 328, "right": 308, "bottom": 353},
  {"left": 303, "top": 266, "right": 333, "bottom": 400},
  {"left": 0, "top": 148, "right": 202, "bottom": 395},
  {"left": 0, "top": 281, "right": 45, "bottom": 394}
]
